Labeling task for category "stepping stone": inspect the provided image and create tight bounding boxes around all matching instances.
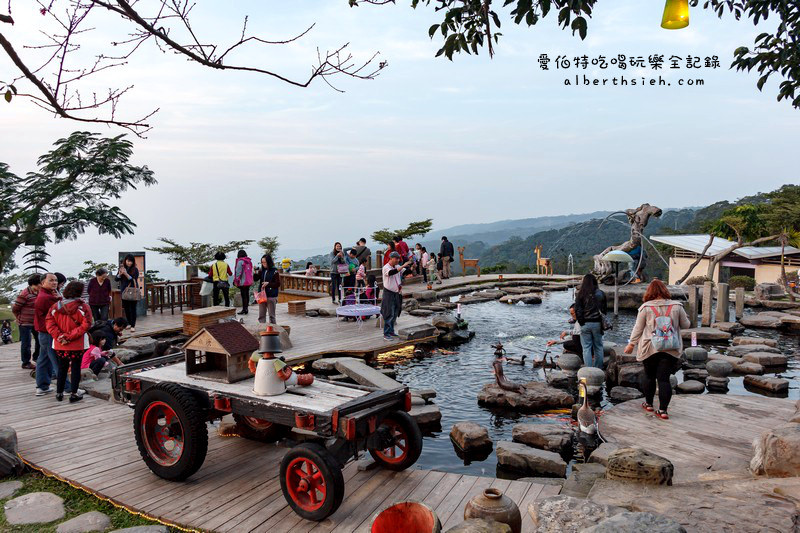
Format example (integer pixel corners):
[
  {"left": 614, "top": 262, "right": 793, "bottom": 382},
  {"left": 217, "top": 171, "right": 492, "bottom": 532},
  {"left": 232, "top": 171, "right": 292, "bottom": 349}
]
[
  {"left": 546, "top": 370, "right": 570, "bottom": 389},
  {"left": 312, "top": 357, "right": 360, "bottom": 373},
  {"left": 56, "top": 511, "right": 111, "bottom": 533},
  {"left": 411, "top": 388, "right": 437, "bottom": 401},
  {"left": 742, "top": 352, "right": 788, "bottom": 367},
  {"left": 4, "top": 492, "right": 65, "bottom": 525},
  {"left": 609, "top": 386, "right": 643, "bottom": 402},
  {"left": 411, "top": 290, "right": 437, "bottom": 302},
  {"left": 431, "top": 315, "right": 457, "bottom": 331},
  {"left": 727, "top": 344, "right": 781, "bottom": 357},
  {"left": 450, "top": 422, "right": 493, "bottom": 451},
  {"left": 680, "top": 327, "right": 730, "bottom": 342},
  {"left": 676, "top": 380, "right": 705, "bottom": 394},
  {"left": 706, "top": 376, "right": 730, "bottom": 391},
  {"left": 81, "top": 379, "right": 112, "bottom": 401},
  {"left": 589, "top": 442, "right": 620, "bottom": 467},
  {"left": 705, "top": 360, "right": 733, "bottom": 378},
  {"left": 0, "top": 480, "right": 22, "bottom": 499},
  {"left": 397, "top": 324, "right": 438, "bottom": 340},
  {"left": 409, "top": 404, "right": 442, "bottom": 426},
  {"left": 606, "top": 448, "right": 673, "bottom": 485},
  {"left": 683, "top": 368, "right": 708, "bottom": 383},
  {"left": 408, "top": 309, "right": 434, "bottom": 317},
  {"left": 496, "top": 441, "right": 567, "bottom": 477},
  {"left": 511, "top": 423, "right": 572, "bottom": 454},
  {"left": 732, "top": 336, "right": 778, "bottom": 347},
  {"left": 743, "top": 375, "right": 790, "bottom": 393},
  {"left": 577, "top": 367, "right": 605, "bottom": 386},
  {"left": 732, "top": 360, "right": 765, "bottom": 375},
  {"left": 335, "top": 360, "right": 403, "bottom": 390},
  {"left": 683, "top": 347, "right": 708, "bottom": 363},
  {"left": 740, "top": 313, "right": 783, "bottom": 328},
  {"left": 711, "top": 322, "right": 744, "bottom": 334}
]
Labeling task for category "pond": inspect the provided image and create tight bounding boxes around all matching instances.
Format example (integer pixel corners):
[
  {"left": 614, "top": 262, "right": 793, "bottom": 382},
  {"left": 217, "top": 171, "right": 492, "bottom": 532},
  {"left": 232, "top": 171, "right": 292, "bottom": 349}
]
[{"left": 379, "top": 289, "right": 799, "bottom": 477}]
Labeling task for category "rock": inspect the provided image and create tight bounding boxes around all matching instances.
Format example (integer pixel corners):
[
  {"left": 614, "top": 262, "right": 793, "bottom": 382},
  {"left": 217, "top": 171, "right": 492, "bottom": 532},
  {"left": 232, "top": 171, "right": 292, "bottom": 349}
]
[
  {"left": 676, "top": 380, "right": 705, "bottom": 394},
  {"left": 669, "top": 374, "right": 678, "bottom": 390},
  {"left": 436, "top": 300, "right": 458, "bottom": 310},
  {"left": 583, "top": 511, "right": 687, "bottom": 533},
  {"left": 561, "top": 463, "right": 607, "bottom": 499},
  {"left": 380, "top": 368, "right": 397, "bottom": 379},
  {"left": 541, "top": 283, "right": 569, "bottom": 292},
  {"left": 479, "top": 289, "right": 507, "bottom": 299},
  {"left": 412, "top": 388, "right": 437, "bottom": 401},
  {"left": 120, "top": 336, "right": 157, "bottom": 355},
  {"left": 528, "top": 495, "right": 625, "bottom": 532},
  {"left": 711, "top": 321, "right": 745, "bottom": 334},
  {"left": 411, "top": 290, "right": 437, "bottom": 302},
  {"left": 742, "top": 352, "right": 788, "bottom": 367},
  {"left": 317, "top": 308, "right": 335, "bottom": 317},
  {"left": 743, "top": 375, "right": 790, "bottom": 393},
  {"left": 398, "top": 324, "right": 438, "bottom": 340},
  {"left": 335, "top": 359, "right": 402, "bottom": 390},
  {"left": 409, "top": 309, "right": 434, "bottom": 317},
  {"left": 727, "top": 344, "right": 781, "bottom": 357},
  {"left": 732, "top": 360, "right": 764, "bottom": 375},
  {"left": 499, "top": 293, "right": 542, "bottom": 305},
  {"left": 609, "top": 386, "right": 643, "bottom": 402},
  {"left": 81, "top": 379, "right": 112, "bottom": 401},
  {"left": 495, "top": 441, "right": 567, "bottom": 476},
  {"left": 312, "top": 357, "right": 360, "bottom": 373},
  {"left": 763, "top": 300, "right": 800, "bottom": 310},
  {"left": 444, "top": 518, "right": 512, "bottom": 533},
  {"left": 114, "top": 348, "right": 139, "bottom": 364},
  {"left": 606, "top": 447, "right": 674, "bottom": 485},
  {"left": 450, "top": 422, "right": 492, "bottom": 451},
  {"left": 0, "top": 480, "right": 23, "bottom": 499},
  {"left": 557, "top": 353, "right": 582, "bottom": 372},
  {"left": 109, "top": 527, "right": 170, "bottom": 533},
  {"left": 755, "top": 282, "right": 785, "bottom": 300},
  {"left": 732, "top": 336, "right": 778, "bottom": 347},
  {"left": 740, "top": 313, "right": 784, "bottom": 328},
  {"left": 682, "top": 368, "right": 708, "bottom": 383},
  {"left": 589, "top": 442, "right": 620, "bottom": 467},
  {"left": 458, "top": 295, "right": 495, "bottom": 305},
  {"left": 577, "top": 366, "right": 605, "bottom": 386},
  {"left": 511, "top": 424, "right": 572, "bottom": 454},
  {"left": 0, "top": 426, "right": 18, "bottom": 455},
  {"left": 546, "top": 370, "right": 570, "bottom": 389},
  {"left": 409, "top": 404, "right": 442, "bottom": 426},
  {"left": 705, "top": 359, "right": 733, "bottom": 377},
  {"left": 56, "top": 511, "right": 112, "bottom": 533},
  {"left": 432, "top": 315, "right": 457, "bottom": 331},
  {"left": 80, "top": 368, "right": 97, "bottom": 382},
  {"left": 4, "top": 492, "right": 65, "bottom": 524},
  {"left": 477, "top": 382, "right": 574, "bottom": 412},
  {"left": 304, "top": 309, "right": 319, "bottom": 317},
  {"left": 779, "top": 314, "right": 800, "bottom": 330},
  {"left": 751, "top": 422, "right": 800, "bottom": 477},
  {"left": 682, "top": 347, "right": 708, "bottom": 363},
  {"left": 680, "top": 327, "right": 731, "bottom": 343},
  {"left": 401, "top": 298, "right": 419, "bottom": 311},
  {"left": 0, "top": 448, "right": 23, "bottom": 477},
  {"left": 705, "top": 376, "right": 730, "bottom": 392},
  {"left": 439, "top": 329, "right": 474, "bottom": 345},
  {"left": 617, "top": 364, "right": 647, "bottom": 391}
]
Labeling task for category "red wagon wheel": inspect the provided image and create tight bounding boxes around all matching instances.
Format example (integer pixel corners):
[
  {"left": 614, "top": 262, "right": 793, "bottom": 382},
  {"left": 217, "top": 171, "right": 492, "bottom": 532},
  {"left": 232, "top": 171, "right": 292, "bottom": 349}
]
[
  {"left": 368, "top": 411, "right": 423, "bottom": 472},
  {"left": 371, "top": 419, "right": 408, "bottom": 465},
  {"left": 141, "top": 400, "right": 184, "bottom": 466},
  {"left": 232, "top": 413, "right": 288, "bottom": 443},
  {"left": 280, "top": 443, "right": 344, "bottom": 521},
  {"left": 285, "top": 456, "right": 328, "bottom": 513}
]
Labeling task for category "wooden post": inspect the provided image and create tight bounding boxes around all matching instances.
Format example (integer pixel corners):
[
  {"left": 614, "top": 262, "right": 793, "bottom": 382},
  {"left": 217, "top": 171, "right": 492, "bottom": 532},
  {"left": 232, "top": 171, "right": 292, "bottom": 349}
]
[
  {"left": 701, "top": 281, "right": 714, "bottom": 327},
  {"left": 715, "top": 283, "right": 730, "bottom": 323},
  {"left": 687, "top": 284, "right": 698, "bottom": 328},
  {"left": 735, "top": 287, "right": 745, "bottom": 320}
]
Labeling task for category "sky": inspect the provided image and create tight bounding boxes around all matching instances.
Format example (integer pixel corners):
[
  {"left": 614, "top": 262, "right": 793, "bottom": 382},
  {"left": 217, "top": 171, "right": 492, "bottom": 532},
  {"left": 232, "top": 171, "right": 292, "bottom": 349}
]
[{"left": 2, "top": 1, "right": 798, "bottom": 279}]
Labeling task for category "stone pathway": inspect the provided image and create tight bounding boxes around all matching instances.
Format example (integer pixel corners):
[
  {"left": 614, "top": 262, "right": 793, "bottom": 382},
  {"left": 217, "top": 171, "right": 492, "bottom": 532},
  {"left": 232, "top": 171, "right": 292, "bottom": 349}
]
[{"left": 4, "top": 491, "right": 66, "bottom": 524}]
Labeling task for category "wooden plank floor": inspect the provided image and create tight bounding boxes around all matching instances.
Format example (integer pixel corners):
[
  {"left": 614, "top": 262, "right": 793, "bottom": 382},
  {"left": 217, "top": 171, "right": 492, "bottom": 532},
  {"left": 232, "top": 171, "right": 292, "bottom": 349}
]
[
  {"left": 600, "top": 394, "right": 796, "bottom": 483},
  {"left": 0, "top": 343, "right": 555, "bottom": 532}
]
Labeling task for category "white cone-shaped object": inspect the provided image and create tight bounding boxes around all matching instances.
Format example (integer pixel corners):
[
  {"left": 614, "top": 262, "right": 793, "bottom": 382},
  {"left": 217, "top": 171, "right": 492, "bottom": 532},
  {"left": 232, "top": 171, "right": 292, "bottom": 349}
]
[{"left": 253, "top": 357, "right": 286, "bottom": 396}]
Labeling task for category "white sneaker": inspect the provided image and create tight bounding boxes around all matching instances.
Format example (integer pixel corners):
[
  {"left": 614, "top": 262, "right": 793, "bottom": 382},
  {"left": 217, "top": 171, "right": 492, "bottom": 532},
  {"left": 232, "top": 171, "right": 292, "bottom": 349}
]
[
  {"left": 35, "top": 387, "right": 52, "bottom": 396},
  {"left": 75, "top": 388, "right": 85, "bottom": 397}
]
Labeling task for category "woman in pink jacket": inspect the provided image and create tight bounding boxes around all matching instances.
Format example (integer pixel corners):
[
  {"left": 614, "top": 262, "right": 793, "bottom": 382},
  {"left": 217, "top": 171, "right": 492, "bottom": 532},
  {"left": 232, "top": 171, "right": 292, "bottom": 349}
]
[
  {"left": 233, "top": 249, "right": 254, "bottom": 315},
  {"left": 46, "top": 281, "right": 92, "bottom": 403}
]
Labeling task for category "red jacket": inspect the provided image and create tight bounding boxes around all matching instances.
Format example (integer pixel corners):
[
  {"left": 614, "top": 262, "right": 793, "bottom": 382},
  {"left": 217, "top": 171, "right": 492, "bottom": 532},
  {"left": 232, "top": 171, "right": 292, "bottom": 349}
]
[
  {"left": 45, "top": 299, "right": 92, "bottom": 351},
  {"left": 12, "top": 288, "right": 37, "bottom": 327},
  {"left": 34, "top": 288, "right": 61, "bottom": 333}
]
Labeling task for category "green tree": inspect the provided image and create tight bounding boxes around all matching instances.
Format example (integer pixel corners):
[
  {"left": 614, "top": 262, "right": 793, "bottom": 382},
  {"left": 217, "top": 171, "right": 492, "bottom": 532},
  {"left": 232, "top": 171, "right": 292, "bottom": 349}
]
[
  {"left": 77, "top": 261, "right": 118, "bottom": 281},
  {"left": 372, "top": 219, "right": 433, "bottom": 245},
  {"left": 257, "top": 236, "right": 280, "bottom": 258},
  {"left": 145, "top": 238, "right": 254, "bottom": 266},
  {"left": 0, "top": 131, "right": 156, "bottom": 273}
]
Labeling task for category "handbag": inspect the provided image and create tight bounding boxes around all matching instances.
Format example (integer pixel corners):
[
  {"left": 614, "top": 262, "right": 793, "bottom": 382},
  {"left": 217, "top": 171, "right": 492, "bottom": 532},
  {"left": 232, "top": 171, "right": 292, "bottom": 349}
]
[
  {"left": 121, "top": 279, "right": 140, "bottom": 301},
  {"left": 601, "top": 313, "right": 613, "bottom": 331},
  {"left": 199, "top": 281, "right": 214, "bottom": 296},
  {"left": 255, "top": 288, "right": 268, "bottom": 304},
  {"left": 213, "top": 263, "right": 230, "bottom": 290},
  {"left": 336, "top": 263, "right": 350, "bottom": 276}
]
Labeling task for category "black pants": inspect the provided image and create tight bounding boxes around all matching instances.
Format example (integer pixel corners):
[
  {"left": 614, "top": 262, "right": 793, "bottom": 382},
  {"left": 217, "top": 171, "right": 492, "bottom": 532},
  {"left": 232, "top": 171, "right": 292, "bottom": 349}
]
[
  {"left": 643, "top": 352, "right": 674, "bottom": 411},
  {"left": 56, "top": 353, "right": 82, "bottom": 394},
  {"left": 239, "top": 286, "right": 250, "bottom": 312},
  {"left": 563, "top": 334, "right": 583, "bottom": 355},
  {"left": 213, "top": 284, "right": 230, "bottom": 307},
  {"left": 122, "top": 299, "right": 138, "bottom": 327},
  {"left": 90, "top": 304, "right": 109, "bottom": 322},
  {"left": 90, "top": 356, "right": 109, "bottom": 375},
  {"left": 330, "top": 273, "right": 341, "bottom": 303}
]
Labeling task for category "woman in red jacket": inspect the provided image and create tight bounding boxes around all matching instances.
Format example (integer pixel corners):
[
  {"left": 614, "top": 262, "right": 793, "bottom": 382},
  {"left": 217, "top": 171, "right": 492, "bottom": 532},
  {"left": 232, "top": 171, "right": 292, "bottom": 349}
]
[{"left": 46, "top": 281, "right": 92, "bottom": 403}]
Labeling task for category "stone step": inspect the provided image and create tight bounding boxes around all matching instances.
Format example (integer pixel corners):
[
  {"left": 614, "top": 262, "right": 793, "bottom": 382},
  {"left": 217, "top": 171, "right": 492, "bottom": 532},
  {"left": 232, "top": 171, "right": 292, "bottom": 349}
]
[{"left": 334, "top": 359, "right": 403, "bottom": 390}]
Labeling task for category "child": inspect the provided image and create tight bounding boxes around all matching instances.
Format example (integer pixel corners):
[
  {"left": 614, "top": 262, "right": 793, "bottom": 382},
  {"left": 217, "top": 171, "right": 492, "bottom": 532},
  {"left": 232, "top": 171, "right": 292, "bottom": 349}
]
[
  {"left": 1, "top": 320, "right": 11, "bottom": 344},
  {"left": 355, "top": 257, "right": 367, "bottom": 289},
  {"left": 427, "top": 253, "right": 441, "bottom": 285},
  {"left": 305, "top": 262, "right": 318, "bottom": 277},
  {"left": 82, "top": 333, "right": 123, "bottom": 376},
  {"left": 342, "top": 289, "right": 357, "bottom": 321}
]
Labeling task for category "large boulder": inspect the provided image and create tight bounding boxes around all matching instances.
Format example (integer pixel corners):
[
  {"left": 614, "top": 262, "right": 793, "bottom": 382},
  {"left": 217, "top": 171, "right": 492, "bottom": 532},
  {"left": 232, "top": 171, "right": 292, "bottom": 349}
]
[
  {"left": 477, "top": 382, "right": 573, "bottom": 412},
  {"left": 711, "top": 322, "right": 745, "bottom": 334},
  {"left": 740, "top": 313, "right": 783, "bottom": 329},
  {"left": 727, "top": 344, "right": 781, "bottom": 357},
  {"left": 4, "top": 492, "right": 65, "bottom": 525},
  {"left": 528, "top": 496, "right": 625, "bottom": 532},
  {"left": 0, "top": 448, "right": 23, "bottom": 478},
  {"left": 557, "top": 353, "right": 582, "bottom": 372},
  {"left": 432, "top": 315, "right": 458, "bottom": 331},
  {"left": 120, "top": 336, "right": 157, "bottom": 356},
  {"left": 609, "top": 386, "right": 643, "bottom": 402},
  {"left": 577, "top": 366, "right": 605, "bottom": 386},
  {"left": 742, "top": 352, "right": 788, "bottom": 367},
  {"left": 439, "top": 329, "right": 474, "bottom": 345},
  {"left": 582, "top": 512, "right": 687, "bottom": 533},
  {"left": 751, "top": 422, "right": 800, "bottom": 477},
  {"left": 411, "top": 290, "right": 437, "bottom": 302},
  {"left": 743, "top": 375, "right": 789, "bottom": 393},
  {"left": 397, "top": 324, "right": 438, "bottom": 340},
  {"left": 114, "top": 348, "right": 139, "bottom": 364},
  {"left": 496, "top": 441, "right": 567, "bottom": 476},
  {"left": 511, "top": 424, "right": 572, "bottom": 454},
  {"left": 755, "top": 282, "right": 785, "bottom": 300},
  {"left": 606, "top": 448, "right": 674, "bottom": 485},
  {"left": 450, "top": 422, "right": 492, "bottom": 451},
  {"left": 676, "top": 380, "right": 705, "bottom": 394},
  {"left": 617, "top": 364, "right": 647, "bottom": 391},
  {"left": 683, "top": 347, "right": 708, "bottom": 363},
  {"left": 0, "top": 426, "right": 18, "bottom": 455}
]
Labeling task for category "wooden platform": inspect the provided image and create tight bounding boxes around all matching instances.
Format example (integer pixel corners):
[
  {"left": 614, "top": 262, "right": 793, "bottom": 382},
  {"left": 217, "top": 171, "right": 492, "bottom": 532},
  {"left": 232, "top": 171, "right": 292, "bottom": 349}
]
[
  {"left": 0, "top": 343, "right": 558, "bottom": 532},
  {"left": 600, "top": 394, "right": 796, "bottom": 482}
]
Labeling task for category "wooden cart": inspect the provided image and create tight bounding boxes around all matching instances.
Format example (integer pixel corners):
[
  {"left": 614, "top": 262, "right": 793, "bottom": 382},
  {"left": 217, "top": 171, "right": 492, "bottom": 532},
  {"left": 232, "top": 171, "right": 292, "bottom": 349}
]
[{"left": 112, "top": 352, "right": 422, "bottom": 521}]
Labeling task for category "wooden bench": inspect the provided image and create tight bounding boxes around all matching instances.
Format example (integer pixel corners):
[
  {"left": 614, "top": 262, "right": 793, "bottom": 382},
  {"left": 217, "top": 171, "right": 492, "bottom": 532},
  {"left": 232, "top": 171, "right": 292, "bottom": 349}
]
[
  {"left": 182, "top": 306, "right": 237, "bottom": 335},
  {"left": 287, "top": 300, "right": 307, "bottom": 316}
]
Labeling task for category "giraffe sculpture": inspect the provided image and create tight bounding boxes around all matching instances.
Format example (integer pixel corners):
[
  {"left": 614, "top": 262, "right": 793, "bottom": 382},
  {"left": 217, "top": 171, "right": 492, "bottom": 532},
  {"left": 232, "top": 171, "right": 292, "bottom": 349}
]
[
  {"left": 458, "top": 247, "right": 480, "bottom": 277},
  {"left": 535, "top": 245, "right": 552, "bottom": 276}
]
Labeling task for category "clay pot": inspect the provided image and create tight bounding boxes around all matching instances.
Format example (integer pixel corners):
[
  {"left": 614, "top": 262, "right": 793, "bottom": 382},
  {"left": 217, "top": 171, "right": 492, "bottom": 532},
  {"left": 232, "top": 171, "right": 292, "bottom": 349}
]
[
  {"left": 372, "top": 501, "right": 440, "bottom": 533},
  {"left": 464, "top": 488, "right": 521, "bottom": 533}
]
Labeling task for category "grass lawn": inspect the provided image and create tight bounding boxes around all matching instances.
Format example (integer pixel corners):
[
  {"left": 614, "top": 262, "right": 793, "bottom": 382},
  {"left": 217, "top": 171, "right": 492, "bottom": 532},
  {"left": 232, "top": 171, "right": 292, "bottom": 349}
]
[
  {"left": 0, "top": 304, "right": 19, "bottom": 342},
  {"left": 0, "top": 471, "right": 179, "bottom": 532}
]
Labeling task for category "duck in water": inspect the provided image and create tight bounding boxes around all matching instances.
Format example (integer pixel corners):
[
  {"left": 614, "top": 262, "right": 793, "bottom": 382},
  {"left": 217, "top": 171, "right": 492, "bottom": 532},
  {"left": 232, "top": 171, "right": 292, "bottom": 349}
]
[
  {"left": 492, "top": 342, "right": 524, "bottom": 393},
  {"left": 577, "top": 379, "right": 597, "bottom": 435}
]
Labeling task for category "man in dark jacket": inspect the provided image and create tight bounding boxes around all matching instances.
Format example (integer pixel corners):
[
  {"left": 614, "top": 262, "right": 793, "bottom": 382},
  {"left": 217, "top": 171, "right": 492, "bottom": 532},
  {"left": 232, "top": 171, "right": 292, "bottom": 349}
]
[
  {"left": 352, "top": 238, "right": 372, "bottom": 268},
  {"left": 440, "top": 236, "right": 455, "bottom": 279},
  {"left": 89, "top": 317, "right": 128, "bottom": 350},
  {"left": 12, "top": 274, "right": 41, "bottom": 369},
  {"left": 34, "top": 273, "right": 62, "bottom": 395}
]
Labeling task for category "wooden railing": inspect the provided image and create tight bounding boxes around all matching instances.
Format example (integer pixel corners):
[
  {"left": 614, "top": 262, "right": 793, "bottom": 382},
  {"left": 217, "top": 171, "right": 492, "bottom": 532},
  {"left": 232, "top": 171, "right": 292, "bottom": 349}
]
[
  {"left": 281, "top": 274, "right": 331, "bottom": 295},
  {"left": 146, "top": 280, "right": 200, "bottom": 314}
]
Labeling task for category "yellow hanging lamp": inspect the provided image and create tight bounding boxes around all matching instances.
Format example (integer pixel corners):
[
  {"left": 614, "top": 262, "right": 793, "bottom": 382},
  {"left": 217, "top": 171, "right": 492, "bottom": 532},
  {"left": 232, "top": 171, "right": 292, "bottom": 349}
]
[{"left": 661, "top": 0, "right": 689, "bottom": 29}]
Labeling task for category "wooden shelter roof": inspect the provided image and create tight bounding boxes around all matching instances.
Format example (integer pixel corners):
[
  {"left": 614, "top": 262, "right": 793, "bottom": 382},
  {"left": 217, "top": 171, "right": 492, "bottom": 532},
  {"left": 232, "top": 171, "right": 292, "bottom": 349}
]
[{"left": 183, "top": 320, "right": 259, "bottom": 355}]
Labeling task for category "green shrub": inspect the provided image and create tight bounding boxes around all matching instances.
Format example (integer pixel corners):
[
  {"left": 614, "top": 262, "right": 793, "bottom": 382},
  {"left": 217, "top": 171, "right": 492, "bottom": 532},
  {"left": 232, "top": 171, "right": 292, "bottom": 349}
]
[
  {"left": 728, "top": 275, "right": 756, "bottom": 290},
  {"left": 482, "top": 264, "right": 508, "bottom": 274}
]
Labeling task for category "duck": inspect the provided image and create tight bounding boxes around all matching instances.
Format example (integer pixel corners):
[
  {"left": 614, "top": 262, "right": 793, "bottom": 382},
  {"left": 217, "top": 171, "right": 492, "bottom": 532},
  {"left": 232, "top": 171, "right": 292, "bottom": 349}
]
[
  {"left": 506, "top": 354, "right": 527, "bottom": 365},
  {"left": 577, "top": 380, "right": 597, "bottom": 435}
]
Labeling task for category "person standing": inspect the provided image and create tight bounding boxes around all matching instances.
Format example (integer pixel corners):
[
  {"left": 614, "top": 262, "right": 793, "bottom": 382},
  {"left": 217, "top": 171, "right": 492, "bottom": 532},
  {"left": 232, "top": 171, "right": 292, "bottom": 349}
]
[
  {"left": 393, "top": 235, "right": 410, "bottom": 261},
  {"left": 382, "top": 241, "right": 396, "bottom": 266},
  {"left": 12, "top": 274, "right": 41, "bottom": 369},
  {"left": 46, "top": 281, "right": 91, "bottom": 403},
  {"left": 116, "top": 254, "right": 140, "bottom": 332},
  {"left": 381, "top": 252, "right": 412, "bottom": 340},
  {"left": 33, "top": 273, "right": 61, "bottom": 396},
  {"left": 345, "top": 248, "right": 359, "bottom": 291},
  {"left": 233, "top": 250, "right": 254, "bottom": 315},
  {"left": 330, "top": 242, "right": 346, "bottom": 303},
  {"left": 87, "top": 268, "right": 112, "bottom": 322},
  {"left": 420, "top": 247, "right": 430, "bottom": 283},
  {"left": 256, "top": 254, "right": 281, "bottom": 324},
  {"left": 574, "top": 274, "right": 608, "bottom": 369},
  {"left": 440, "top": 236, "right": 454, "bottom": 279},
  {"left": 209, "top": 251, "right": 232, "bottom": 307},
  {"left": 624, "top": 279, "right": 689, "bottom": 420},
  {"left": 353, "top": 238, "right": 371, "bottom": 268}
]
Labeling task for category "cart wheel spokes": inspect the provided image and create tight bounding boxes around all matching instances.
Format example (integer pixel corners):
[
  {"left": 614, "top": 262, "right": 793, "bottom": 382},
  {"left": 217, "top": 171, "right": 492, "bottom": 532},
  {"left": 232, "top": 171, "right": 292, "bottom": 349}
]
[
  {"left": 242, "top": 416, "right": 274, "bottom": 431},
  {"left": 286, "top": 457, "right": 327, "bottom": 512},
  {"left": 142, "top": 400, "right": 185, "bottom": 466},
  {"left": 374, "top": 420, "right": 409, "bottom": 465},
  {"left": 368, "top": 411, "right": 422, "bottom": 472}
]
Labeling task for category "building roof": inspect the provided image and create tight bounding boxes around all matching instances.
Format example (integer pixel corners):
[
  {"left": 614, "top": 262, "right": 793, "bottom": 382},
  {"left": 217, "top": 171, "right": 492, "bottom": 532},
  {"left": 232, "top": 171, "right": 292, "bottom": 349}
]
[
  {"left": 183, "top": 321, "right": 259, "bottom": 355},
  {"left": 651, "top": 234, "right": 800, "bottom": 260}
]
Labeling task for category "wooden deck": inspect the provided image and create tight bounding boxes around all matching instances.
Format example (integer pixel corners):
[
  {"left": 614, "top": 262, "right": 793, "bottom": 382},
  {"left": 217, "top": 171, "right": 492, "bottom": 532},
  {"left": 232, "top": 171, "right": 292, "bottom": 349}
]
[
  {"left": 0, "top": 342, "right": 559, "bottom": 532},
  {"left": 599, "top": 394, "right": 796, "bottom": 483}
]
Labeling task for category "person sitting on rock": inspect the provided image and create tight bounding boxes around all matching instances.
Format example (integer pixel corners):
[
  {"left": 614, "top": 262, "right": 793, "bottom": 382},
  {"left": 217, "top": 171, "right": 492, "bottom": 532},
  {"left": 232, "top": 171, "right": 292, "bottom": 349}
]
[
  {"left": 82, "top": 333, "right": 123, "bottom": 376},
  {"left": 547, "top": 304, "right": 583, "bottom": 356}
]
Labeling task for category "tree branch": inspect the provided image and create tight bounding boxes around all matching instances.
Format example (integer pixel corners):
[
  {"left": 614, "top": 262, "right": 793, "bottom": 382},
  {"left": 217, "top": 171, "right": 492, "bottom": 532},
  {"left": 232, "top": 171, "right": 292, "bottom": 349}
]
[{"left": 676, "top": 234, "right": 715, "bottom": 284}]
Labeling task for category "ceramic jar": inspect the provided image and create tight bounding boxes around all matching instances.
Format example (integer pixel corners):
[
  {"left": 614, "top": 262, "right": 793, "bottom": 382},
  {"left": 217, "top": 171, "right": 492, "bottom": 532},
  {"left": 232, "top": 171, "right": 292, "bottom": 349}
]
[{"left": 464, "top": 488, "right": 521, "bottom": 533}]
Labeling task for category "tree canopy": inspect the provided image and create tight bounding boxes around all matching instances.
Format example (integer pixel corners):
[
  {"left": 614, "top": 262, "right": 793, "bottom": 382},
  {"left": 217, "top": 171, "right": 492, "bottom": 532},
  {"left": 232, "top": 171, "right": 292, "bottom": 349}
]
[
  {"left": 257, "top": 236, "right": 280, "bottom": 259},
  {"left": 372, "top": 219, "right": 433, "bottom": 245},
  {"left": 145, "top": 238, "right": 254, "bottom": 266},
  {"left": 0, "top": 131, "right": 156, "bottom": 273}
]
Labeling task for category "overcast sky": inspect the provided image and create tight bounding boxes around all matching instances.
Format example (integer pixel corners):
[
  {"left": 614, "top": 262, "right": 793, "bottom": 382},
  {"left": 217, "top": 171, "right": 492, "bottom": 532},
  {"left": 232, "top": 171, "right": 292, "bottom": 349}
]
[{"left": 2, "top": 1, "right": 798, "bottom": 278}]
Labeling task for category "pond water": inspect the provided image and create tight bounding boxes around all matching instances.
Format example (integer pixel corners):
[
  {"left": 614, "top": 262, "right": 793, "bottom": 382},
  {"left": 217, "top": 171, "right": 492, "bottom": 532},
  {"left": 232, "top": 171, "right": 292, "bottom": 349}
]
[{"left": 379, "top": 290, "right": 799, "bottom": 477}]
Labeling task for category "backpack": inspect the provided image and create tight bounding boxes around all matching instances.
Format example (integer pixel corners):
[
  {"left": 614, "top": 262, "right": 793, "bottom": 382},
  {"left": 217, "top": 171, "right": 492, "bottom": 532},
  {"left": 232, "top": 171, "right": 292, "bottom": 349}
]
[{"left": 651, "top": 305, "right": 681, "bottom": 351}]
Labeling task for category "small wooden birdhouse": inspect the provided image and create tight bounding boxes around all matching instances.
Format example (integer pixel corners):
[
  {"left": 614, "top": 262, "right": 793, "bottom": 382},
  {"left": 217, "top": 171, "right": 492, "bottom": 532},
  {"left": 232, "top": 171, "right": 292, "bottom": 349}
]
[{"left": 183, "top": 321, "right": 259, "bottom": 383}]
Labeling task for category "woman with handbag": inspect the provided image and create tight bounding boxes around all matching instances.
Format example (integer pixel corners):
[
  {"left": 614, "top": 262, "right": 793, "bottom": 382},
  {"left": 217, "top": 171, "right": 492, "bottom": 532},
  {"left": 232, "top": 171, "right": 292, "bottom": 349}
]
[
  {"left": 574, "top": 273, "right": 608, "bottom": 369},
  {"left": 45, "top": 281, "right": 92, "bottom": 403},
  {"left": 255, "top": 254, "right": 281, "bottom": 324},
  {"left": 116, "top": 254, "right": 140, "bottom": 332},
  {"left": 208, "top": 251, "right": 233, "bottom": 307},
  {"left": 624, "top": 279, "right": 690, "bottom": 420},
  {"left": 330, "top": 242, "right": 346, "bottom": 304},
  {"left": 233, "top": 249, "right": 254, "bottom": 315}
]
